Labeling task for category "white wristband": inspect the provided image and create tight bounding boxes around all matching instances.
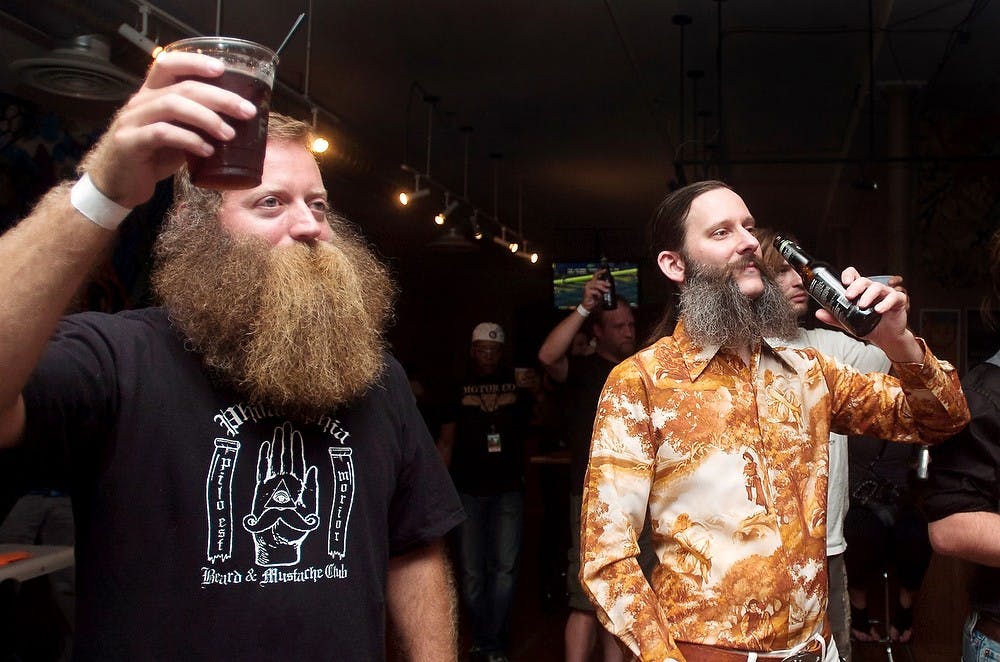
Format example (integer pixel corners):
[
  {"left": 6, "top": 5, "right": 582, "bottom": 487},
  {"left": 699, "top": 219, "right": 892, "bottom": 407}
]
[
  {"left": 576, "top": 304, "right": 591, "bottom": 318},
  {"left": 70, "top": 173, "right": 131, "bottom": 230}
]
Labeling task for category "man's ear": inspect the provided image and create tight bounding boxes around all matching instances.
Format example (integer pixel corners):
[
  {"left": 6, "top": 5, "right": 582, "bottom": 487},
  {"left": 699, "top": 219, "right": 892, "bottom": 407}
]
[{"left": 657, "top": 250, "right": 686, "bottom": 284}]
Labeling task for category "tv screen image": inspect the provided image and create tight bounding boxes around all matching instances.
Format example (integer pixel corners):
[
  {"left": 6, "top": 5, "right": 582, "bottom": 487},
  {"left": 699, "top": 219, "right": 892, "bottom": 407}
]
[{"left": 552, "top": 261, "right": 639, "bottom": 310}]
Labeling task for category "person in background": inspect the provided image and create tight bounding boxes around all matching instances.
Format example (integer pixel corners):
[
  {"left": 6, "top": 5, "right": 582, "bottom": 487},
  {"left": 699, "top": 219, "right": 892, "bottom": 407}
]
[
  {"left": 438, "top": 322, "right": 532, "bottom": 662},
  {"left": 538, "top": 275, "right": 638, "bottom": 662},
  {"left": 0, "top": 51, "right": 463, "bottom": 660},
  {"left": 756, "top": 226, "right": 894, "bottom": 660},
  {"left": 580, "top": 180, "right": 969, "bottom": 662},
  {"left": 843, "top": 435, "right": 931, "bottom": 644},
  {"left": 570, "top": 329, "right": 596, "bottom": 357},
  {"left": 922, "top": 227, "right": 1000, "bottom": 661}
]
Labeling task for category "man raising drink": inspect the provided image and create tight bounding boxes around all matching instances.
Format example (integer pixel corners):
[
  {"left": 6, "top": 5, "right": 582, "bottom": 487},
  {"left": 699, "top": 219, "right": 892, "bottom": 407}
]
[{"left": 0, "top": 49, "right": 463, "bottom": 660}]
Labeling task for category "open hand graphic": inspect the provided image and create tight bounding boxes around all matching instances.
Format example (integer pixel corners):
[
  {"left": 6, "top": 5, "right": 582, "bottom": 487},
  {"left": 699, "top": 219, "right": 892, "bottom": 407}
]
[{"left": 243, "top": 422, "right": 320, "bottom": 566}]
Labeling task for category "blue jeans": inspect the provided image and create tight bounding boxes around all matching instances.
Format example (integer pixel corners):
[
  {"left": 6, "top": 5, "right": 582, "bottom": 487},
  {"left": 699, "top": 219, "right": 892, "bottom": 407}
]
[
  {"left": 964, "top": 612, "right": 1000, "bottom": 661},
  {"left": 456, "top": 491, "right": 524, "bottom": 653}
]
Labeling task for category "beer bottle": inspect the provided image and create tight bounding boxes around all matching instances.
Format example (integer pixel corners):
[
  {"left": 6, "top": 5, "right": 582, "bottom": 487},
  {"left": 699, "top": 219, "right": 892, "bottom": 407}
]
[
  {"left": 597, "top": 257, "right": 616, "bottom": 310},
  {"left": 773, "top": 236, "right": 881, "bottom": 337}
]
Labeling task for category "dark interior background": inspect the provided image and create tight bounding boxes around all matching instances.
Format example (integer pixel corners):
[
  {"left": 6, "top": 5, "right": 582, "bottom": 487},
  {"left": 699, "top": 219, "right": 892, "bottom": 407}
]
[
  {"left": 2, "top": 0, "right": 999, "bottom": 382},
  {"left": 0, "top": 5, "right": 995, "bottom": 658}
]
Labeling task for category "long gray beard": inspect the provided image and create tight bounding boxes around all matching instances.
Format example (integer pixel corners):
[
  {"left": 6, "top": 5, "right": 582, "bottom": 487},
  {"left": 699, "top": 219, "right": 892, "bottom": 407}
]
[{"left": 679, "top": 261, "right": 799, "bottom": 348}]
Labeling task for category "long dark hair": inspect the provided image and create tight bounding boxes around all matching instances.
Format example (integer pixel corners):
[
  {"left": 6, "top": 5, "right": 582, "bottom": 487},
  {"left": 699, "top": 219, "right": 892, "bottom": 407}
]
[{"left": 643, "top": 180, "right": 732, "bottom": 345}]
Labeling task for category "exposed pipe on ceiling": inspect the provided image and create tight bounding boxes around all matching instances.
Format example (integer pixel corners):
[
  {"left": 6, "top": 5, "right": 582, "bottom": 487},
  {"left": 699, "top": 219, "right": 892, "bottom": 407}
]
[
  {"left": 816, "top": 0, "right": 895, "bottom": 235},
  {"left": 123, "top": 0, "right": 342, "bottom": 126}
]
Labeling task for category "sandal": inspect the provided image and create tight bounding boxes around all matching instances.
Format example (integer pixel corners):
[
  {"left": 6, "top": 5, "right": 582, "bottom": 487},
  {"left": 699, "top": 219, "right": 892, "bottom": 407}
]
[
  {"left": 851, "top": 605, "right": 878, "bottom": 641},
  {"left": 891, "top": 603, "right": 913, "bottom": 643}
]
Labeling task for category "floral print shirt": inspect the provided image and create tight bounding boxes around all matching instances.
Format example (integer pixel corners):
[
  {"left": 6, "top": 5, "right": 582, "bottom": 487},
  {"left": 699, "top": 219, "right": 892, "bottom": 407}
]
[{"left": 580, "top": 320, "right": 970, "bottom": 661}]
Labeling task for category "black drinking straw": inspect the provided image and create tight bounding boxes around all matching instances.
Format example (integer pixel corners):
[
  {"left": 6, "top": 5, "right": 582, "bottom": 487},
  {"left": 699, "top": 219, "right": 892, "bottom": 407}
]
[{"left": 275, "top": 13, "right": 306, "bottom": 57}]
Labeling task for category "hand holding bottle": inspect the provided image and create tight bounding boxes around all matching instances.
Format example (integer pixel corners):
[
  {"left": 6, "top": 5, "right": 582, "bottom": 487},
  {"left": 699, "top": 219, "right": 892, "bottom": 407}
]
[
  {"left": 597, "top": 258, "right": 617, "bottom": 310},
  {"left": 774, "top": 236, "right": 881, "bottom": 336},
  {"left": 820, "top": 266, "right": 922, "bottom": 363},
  {"left": 580, "top": 273, "right": 608, "bottom": 315}
]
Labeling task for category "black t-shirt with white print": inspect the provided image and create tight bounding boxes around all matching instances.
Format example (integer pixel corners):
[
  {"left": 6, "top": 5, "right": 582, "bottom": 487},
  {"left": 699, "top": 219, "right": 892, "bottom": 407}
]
[{"left": 23, "top": 307, "right": 464, "bottom": 661}]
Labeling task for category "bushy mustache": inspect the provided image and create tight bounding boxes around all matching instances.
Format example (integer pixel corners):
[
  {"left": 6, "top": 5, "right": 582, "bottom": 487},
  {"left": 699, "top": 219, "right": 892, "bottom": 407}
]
[{"left": 679, "top": 256, "right": 798, "bottom": 347}]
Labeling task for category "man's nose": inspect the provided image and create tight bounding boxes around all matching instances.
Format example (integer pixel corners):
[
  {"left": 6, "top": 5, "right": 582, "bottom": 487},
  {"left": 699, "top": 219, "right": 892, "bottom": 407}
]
[
  {"left": 738, "top": 226, "right": 760, "bottom": 254},
  {"left": 288, "top": 202, "right": 326, "bottom": 242}
]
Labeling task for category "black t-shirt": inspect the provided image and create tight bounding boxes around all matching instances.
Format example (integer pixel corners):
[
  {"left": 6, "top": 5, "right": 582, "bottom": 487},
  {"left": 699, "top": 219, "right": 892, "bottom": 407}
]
[
  {"left": 564, "top": 354, "right": 618, "bottom": 495},
  {"left": 922, "top": 357, "right": 1000, "bottom": 614},
  {"left": 22, "top": 308, "right": 464, "bottom": 660},
  {"left": 445, "top": 368, "right": 531, "bottom": 496}
]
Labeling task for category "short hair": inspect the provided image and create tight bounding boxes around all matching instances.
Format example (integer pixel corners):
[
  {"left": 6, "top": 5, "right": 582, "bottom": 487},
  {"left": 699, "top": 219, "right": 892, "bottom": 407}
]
[
  {"left": 172, "top": 111, "right": 316, "bottom": 217},
  {"left": 647, "top": 180, "right": 731, "bottom": 259},
  {"left": 593, "top": 295, "right": 631, "bottom": 328}
]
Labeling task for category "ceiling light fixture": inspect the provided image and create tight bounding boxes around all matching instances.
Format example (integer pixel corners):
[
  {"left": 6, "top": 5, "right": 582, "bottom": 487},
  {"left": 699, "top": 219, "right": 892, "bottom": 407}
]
[
  {"left": 435, "top": 195, "right": 460, "bottom": 225},
  {"left": 118, "top": 5, "right": 162, "bottom": 57},
  {"left": 309, "top": 107, "right": 330, "bottom": 154},
  {"left": 513, "top": 239, "right": 539, "bottom": 264},
  {"left": 397, "top": 95, "right": 439, "bottom": 205},
  {"left": 471, "top": 211, "right": 483, "bottom": 240},
  {"left": 311, "top": 136, "right": 330, "bottom": 153},
  {"left": 399, "top": 171, "right": 429, "bottom": 205}
]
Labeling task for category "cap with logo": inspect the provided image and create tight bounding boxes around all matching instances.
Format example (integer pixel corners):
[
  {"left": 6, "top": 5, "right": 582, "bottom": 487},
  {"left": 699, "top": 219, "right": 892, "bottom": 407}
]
[{"left": 471, "top": 322, "right": 505, "bottom": 344}]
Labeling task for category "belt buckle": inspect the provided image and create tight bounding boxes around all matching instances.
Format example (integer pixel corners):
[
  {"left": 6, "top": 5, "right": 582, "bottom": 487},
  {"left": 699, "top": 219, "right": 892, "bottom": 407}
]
[{"left": 781, "top": 653, "right": 820, "bottom": 662}]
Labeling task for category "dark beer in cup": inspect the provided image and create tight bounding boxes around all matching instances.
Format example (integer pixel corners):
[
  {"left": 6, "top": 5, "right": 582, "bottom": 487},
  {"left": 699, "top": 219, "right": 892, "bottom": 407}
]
[{"left": 164, "top": 37, "right": 278, "bottom": 190}]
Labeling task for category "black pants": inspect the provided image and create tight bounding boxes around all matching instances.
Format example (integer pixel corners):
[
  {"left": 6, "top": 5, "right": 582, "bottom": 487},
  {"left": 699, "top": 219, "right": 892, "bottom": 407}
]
[{"left": 843, "top": 501, "right": 931, "bottom": 592}]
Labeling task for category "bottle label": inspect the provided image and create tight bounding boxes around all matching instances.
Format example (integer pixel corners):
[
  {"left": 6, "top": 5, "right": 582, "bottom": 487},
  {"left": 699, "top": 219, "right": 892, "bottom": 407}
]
[
  {"left": 807, "top": 268, "right": 854, "bottom": 319},
  {"left": 807, "top": 267, "right": 879, "bottom": 336}
]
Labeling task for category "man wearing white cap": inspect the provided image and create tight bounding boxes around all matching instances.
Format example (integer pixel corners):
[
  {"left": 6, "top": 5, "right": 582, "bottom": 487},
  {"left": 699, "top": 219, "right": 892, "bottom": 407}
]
[{"left": 438, "top": 323, "right": 532, "bottom": 662}]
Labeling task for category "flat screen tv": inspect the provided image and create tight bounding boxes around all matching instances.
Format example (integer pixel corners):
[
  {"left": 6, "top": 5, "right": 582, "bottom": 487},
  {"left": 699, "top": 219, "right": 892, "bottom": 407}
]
[{"left": 552, "top": 261, "right": 639, "bottom": 310}]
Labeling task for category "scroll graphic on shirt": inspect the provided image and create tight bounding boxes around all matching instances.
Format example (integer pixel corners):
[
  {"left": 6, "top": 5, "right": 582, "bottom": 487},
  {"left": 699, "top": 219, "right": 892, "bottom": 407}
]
[
  {"left": 206, "top": 438, "right": 241, "bottom": 563},
  {"left": 327, "top": 447, "right": 355, "bottom": 560},
  {"left": 242, "top": 422, "right": 320, "bottom": 567}
]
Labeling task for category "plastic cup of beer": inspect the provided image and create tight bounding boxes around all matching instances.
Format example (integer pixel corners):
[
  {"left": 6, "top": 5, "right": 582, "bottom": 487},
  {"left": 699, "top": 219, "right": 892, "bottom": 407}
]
[{"left": 164, "top": 37, "right": 278, "bottom": 190}]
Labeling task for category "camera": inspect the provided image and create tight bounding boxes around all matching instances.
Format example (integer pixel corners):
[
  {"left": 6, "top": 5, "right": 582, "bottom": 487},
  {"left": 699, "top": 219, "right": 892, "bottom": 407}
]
[{"left": 851, "top": 476, "right": 901, "bottom": 507}]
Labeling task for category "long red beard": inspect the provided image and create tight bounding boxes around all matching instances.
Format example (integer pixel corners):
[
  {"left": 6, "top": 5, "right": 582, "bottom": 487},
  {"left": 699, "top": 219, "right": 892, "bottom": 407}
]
[{"left": 152, "top": 211, "right": 395, "bottom": 419}]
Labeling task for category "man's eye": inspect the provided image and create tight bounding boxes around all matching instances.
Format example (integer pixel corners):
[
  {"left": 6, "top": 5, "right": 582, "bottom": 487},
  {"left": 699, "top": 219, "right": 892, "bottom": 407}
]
[
  {"left": 310, "top": 200, "right": 329, "bottom": 212},
  {"left": 259, "top": 197, "right": 280, "bottom": 208}
]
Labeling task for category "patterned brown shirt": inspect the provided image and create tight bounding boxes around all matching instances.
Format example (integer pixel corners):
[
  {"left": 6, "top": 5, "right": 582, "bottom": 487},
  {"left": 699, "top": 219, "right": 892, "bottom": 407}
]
[{"left": 580, "top": 320, "right": 969, "bottom": 661}]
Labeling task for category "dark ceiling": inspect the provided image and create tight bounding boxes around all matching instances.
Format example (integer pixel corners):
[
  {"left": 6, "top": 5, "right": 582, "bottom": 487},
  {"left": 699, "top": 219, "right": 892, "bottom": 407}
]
[{"left": 2, "top": 0, "right": 999, "bottom": 263}]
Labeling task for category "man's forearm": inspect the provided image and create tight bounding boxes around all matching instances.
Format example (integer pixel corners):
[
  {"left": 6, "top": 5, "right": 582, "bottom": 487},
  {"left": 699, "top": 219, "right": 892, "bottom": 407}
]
[
  {"left": 538, "top": 308, "right": 587, "bottom": 380},
  {"left": 0, "top": 183, "right": 116, "bottom": 444},
  {"left": 928, "top": 511, "right": 1000, "bottom": 567},
  {"left": 386, "top": 540, "right": 458, "bottom": 661}
]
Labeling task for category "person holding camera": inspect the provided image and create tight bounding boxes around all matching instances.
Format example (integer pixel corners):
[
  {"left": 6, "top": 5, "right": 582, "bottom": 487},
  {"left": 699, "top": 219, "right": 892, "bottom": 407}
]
[{"left": 844, "top": 436, "right": 932, "bottom": 644}]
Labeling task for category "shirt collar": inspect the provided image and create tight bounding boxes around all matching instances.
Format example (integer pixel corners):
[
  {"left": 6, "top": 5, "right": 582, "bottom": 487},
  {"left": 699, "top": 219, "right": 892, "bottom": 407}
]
[
  {"left": 673, "top": 318, "right": 795, "bottom": 380},
  {"left": 673, "top": 319, "right": 723, "bottom": 381}
]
